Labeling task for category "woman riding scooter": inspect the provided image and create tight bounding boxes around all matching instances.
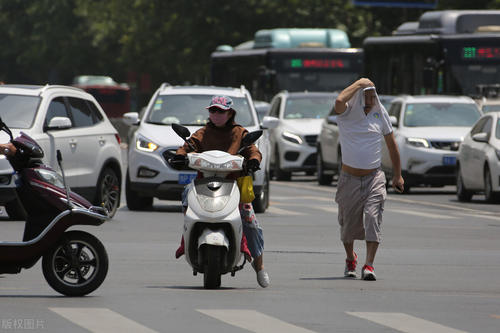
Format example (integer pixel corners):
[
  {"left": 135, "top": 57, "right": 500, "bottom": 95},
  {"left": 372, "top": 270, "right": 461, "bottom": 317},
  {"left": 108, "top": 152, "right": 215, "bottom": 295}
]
[{"left": 172, "top": 95, "right": 270, "bottom": 288}]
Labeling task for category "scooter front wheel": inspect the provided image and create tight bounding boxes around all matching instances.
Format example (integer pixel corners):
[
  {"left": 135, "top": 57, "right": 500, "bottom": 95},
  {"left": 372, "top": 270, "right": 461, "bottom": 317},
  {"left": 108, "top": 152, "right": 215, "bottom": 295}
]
[
  {"left": 42, "top": 230, "right": 108, "bottom": 296},
  {"left": 203, "top": 245, "right": 222, "bottom": 289}
]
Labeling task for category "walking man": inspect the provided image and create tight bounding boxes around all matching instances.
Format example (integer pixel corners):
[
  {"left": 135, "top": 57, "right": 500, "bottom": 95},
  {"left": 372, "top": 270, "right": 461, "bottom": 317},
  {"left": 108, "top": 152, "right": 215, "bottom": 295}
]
[{"left": 334, "top": 78, "right": 404, "bottom": 280}]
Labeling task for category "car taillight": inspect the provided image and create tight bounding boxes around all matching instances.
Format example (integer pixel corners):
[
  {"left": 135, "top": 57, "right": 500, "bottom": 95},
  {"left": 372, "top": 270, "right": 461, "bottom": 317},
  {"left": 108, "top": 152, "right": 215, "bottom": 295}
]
[{"left": 115, "top": 134, "right": 121, "bottom": 145}]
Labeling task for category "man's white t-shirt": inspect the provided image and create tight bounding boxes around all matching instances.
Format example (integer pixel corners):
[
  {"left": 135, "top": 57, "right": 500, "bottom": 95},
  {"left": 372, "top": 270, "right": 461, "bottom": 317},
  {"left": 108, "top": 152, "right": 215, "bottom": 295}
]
[{"left": 337, "top": 88, "right": 393, "bottom": 169}]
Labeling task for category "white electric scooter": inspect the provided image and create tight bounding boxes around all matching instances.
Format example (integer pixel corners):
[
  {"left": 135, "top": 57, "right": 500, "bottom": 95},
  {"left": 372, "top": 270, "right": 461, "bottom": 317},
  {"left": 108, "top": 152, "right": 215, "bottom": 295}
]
[{"left": 171, "top": 124, "right": 262, "bottom": 289}]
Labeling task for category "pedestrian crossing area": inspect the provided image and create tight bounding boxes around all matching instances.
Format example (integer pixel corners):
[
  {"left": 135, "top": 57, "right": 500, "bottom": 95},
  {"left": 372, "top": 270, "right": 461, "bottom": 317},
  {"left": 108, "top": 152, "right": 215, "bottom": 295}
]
[
  {"left": 39, "top": 308, "right": 472, "bottom": 332},
  {"left": 265, "top": 195, "right": 500, "bottom": 222}
]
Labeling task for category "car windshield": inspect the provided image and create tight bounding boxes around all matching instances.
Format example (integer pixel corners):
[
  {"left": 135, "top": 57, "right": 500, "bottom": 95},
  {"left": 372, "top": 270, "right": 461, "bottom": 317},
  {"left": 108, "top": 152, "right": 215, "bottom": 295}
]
[
  {"left": 147, "top": 94, "right": 254, "bottom": 126},
  {"left": 482, "top": 104, "right": 500, "bottom": 113},
  {"left": 0, "top": 94, "right": 41, "bottom": 128},
  {"left": 284, "top": 96, "right": 333, "bottom": 119},
  {"left": 403, "top": 103, "right": 481, "bottom": 127}
]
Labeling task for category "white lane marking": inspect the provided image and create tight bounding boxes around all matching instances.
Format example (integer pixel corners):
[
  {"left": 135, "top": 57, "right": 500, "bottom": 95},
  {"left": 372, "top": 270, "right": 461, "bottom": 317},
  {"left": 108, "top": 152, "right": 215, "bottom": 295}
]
[
  {"left": 266, "top": 206, "right": 304, "bottom": 216},
  {"left": 346, "top": 312, "right": 468, "bottom": 333},
  {"left": 49, "top": 308, "right": 158, "bottom": 333},
  {"left": 389, "top": 208, "right": 454, "bottom": 219},
  {"left": 313, "top": 205, "right": 338, "bottom": 213},
  {"left": 272, "top": 195, "right": 333, "bottom": 202},
  {"left": 273, "top": 181, "right": 497, "bottom": 216},
  {"left": 457, "top": 212, "right": 500, "bottom": 222},
  {"left": 198, "top": 309, "right": 317, "bottom": 333}
]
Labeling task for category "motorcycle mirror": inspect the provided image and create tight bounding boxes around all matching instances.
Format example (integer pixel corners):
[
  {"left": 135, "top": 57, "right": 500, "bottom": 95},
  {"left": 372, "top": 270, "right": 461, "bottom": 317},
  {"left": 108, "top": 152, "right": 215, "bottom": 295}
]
[
  {"left": 56, "top": 149, "right": 62, "bottom": 163},
  {"left": 172, "top": 123, "right": 190, "bottom": 139},
  {"left": 242, "top": 130, "right": 263, "bottom": 146},
  {"left": 0, "top": 117, "right": 13, "bottom": 142}
]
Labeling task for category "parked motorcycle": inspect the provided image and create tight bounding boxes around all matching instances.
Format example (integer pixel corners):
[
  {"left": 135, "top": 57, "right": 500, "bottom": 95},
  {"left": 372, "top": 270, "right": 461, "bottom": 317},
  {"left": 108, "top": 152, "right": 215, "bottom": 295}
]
[
  {"left": 0, "top": 118, "right": 109, "bottom": 296},
  {"left": 171, "top": 123, "right": 262, "bottom": 289}
]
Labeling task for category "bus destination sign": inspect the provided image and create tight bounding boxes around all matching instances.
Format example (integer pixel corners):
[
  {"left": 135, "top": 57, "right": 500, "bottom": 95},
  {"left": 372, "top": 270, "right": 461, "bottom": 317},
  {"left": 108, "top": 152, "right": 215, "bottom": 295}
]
[{"left": 462, "top": 47, "right": 500, "bottom": 60}]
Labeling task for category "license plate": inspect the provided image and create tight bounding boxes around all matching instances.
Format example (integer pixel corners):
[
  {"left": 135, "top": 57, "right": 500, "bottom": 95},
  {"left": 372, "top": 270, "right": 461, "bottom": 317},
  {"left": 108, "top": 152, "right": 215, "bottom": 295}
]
[
  {"left": 178, "top": 173, "right": 197, "bottom": 184},
  {"left": 442, "top": 156, "right": 456, "bottom": 166}
]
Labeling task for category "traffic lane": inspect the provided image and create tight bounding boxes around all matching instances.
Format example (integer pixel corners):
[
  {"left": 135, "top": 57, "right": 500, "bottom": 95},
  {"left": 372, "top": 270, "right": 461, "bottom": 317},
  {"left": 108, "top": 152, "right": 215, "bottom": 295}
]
[{"left": 0, "top": 182, "right": 499, "bottom": 332}]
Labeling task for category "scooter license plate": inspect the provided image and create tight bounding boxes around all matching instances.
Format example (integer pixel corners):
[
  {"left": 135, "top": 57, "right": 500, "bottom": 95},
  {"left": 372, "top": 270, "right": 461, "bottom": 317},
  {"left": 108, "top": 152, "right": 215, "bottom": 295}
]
[
  {"left": 178, "top": 173, "right": 197, "bottom": 184},
  {"left": 442, "top": 156, "right": 456, "bottom": 166}
]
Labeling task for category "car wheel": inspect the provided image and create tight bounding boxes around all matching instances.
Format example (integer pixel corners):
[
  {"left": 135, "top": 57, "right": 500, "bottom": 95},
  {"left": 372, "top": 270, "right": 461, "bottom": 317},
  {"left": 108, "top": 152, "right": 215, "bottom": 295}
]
[
  {"left": 316, "top": 149, "right": 332, "bottom": 185},
  {"left": 253, "top": 172, "right": 269, "bottom": 213},
  {"left": 484, "top": 166, "right": 499, "bottom": 203},
  {"left": 273, "top": 148, "right": 291, "bottom": 181},
  {"left": 95, "top": 167, "right": 121, "bottom": 218},
  {"left": 456, "top": 165, "right": 473, "bottom": 202},
  {"left": 125, "top": 170, "right": 153, "bottom": 211},
  {"left": 5, "top": 199, "right": 27, "bottom": 220}
]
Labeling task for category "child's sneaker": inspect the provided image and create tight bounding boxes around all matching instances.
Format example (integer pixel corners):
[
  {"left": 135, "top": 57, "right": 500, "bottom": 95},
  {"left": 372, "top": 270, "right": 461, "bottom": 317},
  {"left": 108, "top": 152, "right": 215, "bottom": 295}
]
[
  {"left": 344, "top": 252, "right": 357, "bottom": 278},
  {"left": 361, "top": 264, "right": 376, "bottom": 281}
]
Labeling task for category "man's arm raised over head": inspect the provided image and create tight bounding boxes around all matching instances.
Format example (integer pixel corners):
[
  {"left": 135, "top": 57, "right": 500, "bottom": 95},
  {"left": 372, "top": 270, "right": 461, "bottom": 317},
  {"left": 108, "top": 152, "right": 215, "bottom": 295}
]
[{"left": 335, "top": 78, "right": 374, "bottom": 115}]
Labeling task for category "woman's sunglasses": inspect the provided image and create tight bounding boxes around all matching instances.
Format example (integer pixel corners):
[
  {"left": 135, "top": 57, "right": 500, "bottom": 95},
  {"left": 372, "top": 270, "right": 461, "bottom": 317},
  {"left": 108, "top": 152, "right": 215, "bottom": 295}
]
[{"left": 208, "top": 107, "right": 229, "bottom": 114}]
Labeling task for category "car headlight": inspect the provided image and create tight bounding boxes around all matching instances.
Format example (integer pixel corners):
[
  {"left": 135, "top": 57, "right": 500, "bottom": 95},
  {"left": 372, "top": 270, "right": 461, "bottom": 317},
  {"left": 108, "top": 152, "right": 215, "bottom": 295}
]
[
  {"left": 406, "top": 137, "right": 430, "bottom": 148},
  {"left": 282, "top": 131, "right": 303, "bottom": 145},
  {"left": 136, "top": 135, "right": 159, "bottom": 152}
]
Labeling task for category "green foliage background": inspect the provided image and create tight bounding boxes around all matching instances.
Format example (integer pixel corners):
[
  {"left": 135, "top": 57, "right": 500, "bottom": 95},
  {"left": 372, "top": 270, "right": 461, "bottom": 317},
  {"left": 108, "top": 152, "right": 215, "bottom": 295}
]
[{"left": 0, "top": 0, "right": 499, "bottom": 107}]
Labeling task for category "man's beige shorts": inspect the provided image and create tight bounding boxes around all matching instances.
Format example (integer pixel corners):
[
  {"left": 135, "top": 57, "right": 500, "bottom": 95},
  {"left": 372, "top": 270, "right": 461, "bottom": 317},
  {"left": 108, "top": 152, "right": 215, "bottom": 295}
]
[{"left": 335, "top": 169, "right": 386, "bottom": 243}]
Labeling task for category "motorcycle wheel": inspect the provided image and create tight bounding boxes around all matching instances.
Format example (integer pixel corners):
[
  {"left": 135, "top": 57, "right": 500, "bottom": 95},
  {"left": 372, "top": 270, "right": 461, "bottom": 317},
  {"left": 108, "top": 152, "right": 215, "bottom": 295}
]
[
  {"left": 203, "top": 245, "right": 222, "bottom": 289},
  {"left": 42, "top": 230, "right": 108, "bottom": 296}
]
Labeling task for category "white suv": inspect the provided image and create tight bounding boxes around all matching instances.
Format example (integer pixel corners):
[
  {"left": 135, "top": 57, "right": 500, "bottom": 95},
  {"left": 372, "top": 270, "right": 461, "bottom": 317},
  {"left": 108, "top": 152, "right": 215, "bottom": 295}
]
[
  {"left": 382, "top": 95, "right": 482, "bottom": 192},
  {"left": 267, "top": 91, "right": 334, "bottom": 180},
  {"left": 123, "top": 84, "right": 276, "bottom": 212},
  {"left": 0, "top": 84, "right": 123, "bottom": 218}
]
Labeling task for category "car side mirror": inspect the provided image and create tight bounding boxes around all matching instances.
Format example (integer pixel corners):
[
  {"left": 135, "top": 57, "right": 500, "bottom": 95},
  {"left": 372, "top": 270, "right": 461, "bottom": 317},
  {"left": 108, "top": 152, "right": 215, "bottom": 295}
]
[
  {"left": 472, "top": 132, "right": 489, "bottom": 143},
  {"left": 261, "top": 116, "right": 279, "bottom": 129},
  {"left": 389, "top": 116, "right": 398, "bottom": 127},
  {"left": 46, "top": 117, "right": 72, "bottom": 131},
  {"left": 327, "top": 115, "right": 337, "bottom": 125},
  {"left": 123, "top": 112, "right": 140, "bottom": 126}
]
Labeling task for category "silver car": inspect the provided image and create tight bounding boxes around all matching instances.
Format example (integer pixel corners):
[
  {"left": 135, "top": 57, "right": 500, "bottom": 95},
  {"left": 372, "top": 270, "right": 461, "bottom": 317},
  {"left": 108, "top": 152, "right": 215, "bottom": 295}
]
[
  {"left": 457, "top": 112, "right": 500, "bottom": 202},
  {"left": 267, "top": 91, "right": 334, "bottom": 180}
]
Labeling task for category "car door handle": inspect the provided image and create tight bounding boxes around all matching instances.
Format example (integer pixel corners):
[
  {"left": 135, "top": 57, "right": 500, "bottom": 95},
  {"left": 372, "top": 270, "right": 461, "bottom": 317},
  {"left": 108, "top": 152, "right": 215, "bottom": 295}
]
[
  {"left": 69, "top": 139, "right": 77, "bottom": 149},
  {"left": 99, "top": 138, "right": 106, "bottom": 146}
]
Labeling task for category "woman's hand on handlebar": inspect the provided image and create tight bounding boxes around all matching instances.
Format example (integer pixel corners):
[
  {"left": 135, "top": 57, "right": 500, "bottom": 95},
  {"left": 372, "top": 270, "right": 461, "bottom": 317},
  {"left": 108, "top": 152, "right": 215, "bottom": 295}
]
[
  {"left": 245, "top": 159, "right": 260, "bottom": 173},
  {"left": 0, "top": 143, "right": 16, "bottom": 156}
]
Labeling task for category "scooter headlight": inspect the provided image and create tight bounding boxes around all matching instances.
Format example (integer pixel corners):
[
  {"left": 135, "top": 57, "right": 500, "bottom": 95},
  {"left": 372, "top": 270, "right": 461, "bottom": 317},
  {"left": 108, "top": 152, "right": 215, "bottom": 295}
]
[
  {"left": 196, "top": 194, "right": 230, "bottom": 212},
  {"left": 34, "top": 169, "right": 65, "bottom": 188},
  {"left": 191, "top": 156, "right": 242, "bottom": 171}
]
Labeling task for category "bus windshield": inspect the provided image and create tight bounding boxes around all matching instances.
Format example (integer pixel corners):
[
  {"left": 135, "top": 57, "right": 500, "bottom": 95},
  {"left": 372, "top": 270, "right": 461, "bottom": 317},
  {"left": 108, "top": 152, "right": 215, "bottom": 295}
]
[
  {"left": 403, "top": 103, "right": 481, "bottom": 127},
  {"left": 284, "top": 96, "right": 333, "bottom": 119},
  {"left": 147, "top": 94, "right": 254, "bottom": 127}
]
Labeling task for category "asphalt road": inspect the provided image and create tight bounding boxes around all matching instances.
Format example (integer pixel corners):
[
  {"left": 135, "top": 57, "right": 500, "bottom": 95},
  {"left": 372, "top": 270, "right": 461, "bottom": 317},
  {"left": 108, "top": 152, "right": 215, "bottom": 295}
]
[{"left": 0, "top": 175, "right": 499, "bottom": 332}]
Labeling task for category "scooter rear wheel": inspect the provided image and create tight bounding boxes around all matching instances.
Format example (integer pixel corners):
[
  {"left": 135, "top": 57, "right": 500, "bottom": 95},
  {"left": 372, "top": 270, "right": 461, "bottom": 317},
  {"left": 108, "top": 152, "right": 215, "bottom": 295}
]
[
  {"left": 42, "top": 230, "right": 108, "bottom": 296},
  {"left": 203, "top": 245, "right": 222, "bottom": 289}
]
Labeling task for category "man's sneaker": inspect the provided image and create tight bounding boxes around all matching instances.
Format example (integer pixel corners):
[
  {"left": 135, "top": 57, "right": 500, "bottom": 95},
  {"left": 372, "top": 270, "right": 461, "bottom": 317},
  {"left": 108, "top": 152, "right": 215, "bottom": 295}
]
[
  {"left": 344, "top": 252, "right": 357, "bottom": 278},
  {"left": 361, "top": 265, "right": 376, "bottom": 281}
]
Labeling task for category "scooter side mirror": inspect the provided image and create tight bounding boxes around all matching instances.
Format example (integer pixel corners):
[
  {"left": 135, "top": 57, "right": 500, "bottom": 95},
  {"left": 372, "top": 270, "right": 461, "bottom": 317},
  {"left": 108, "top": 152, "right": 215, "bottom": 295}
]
[
  {"left": 241, "top": 130, "right": 263, "bottom": 147},
  {"left": 56, "top": 150, "right": 63, "bottom": 164},
  {"left": 172, "top": 123, "right": 191, "bottom": 139}
]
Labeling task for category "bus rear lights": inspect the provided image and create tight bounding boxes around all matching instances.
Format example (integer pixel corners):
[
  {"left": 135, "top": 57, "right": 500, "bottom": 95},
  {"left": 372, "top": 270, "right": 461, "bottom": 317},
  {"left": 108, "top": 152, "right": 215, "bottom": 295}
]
[{"left": 137, "top": 167, "right": 159, "bottom": 178}]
